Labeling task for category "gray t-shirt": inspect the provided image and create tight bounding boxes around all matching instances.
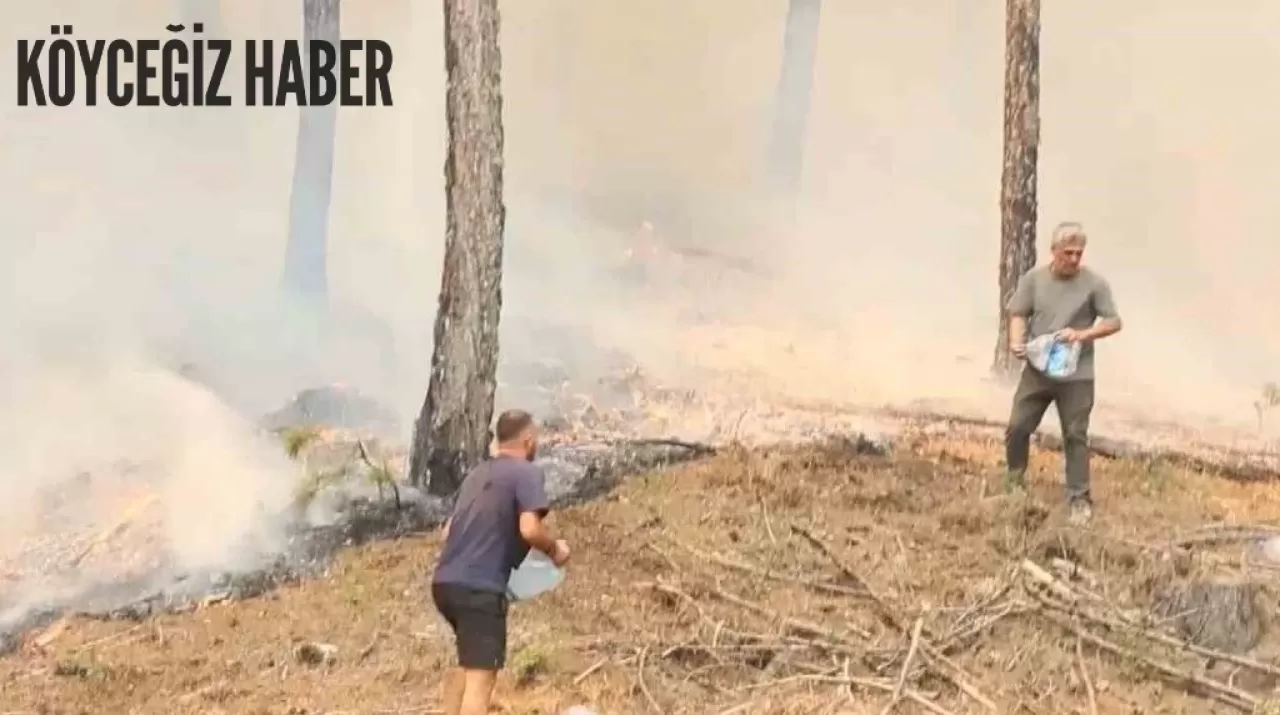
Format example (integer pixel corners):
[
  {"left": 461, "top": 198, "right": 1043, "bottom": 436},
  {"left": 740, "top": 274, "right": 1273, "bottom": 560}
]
[
  {"left": 432, "top": 456, "right": 550, "bottom": 594},
  {"left": 1006, "top": 265, "right": 1120, "bottom": 381}
]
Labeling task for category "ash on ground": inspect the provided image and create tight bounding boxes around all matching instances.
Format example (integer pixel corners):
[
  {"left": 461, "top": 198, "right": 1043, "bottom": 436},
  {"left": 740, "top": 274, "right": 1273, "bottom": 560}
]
[
  {"left": 0, "top": 370, "right": 891, "bottom": 656},
  {"left": 0, "top": 424, "right": 709, "bottom": 656}
]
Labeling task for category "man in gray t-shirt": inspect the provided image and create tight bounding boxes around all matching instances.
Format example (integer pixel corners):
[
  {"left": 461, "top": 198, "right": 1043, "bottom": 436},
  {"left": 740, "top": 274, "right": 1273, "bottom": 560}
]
[
  {"left": 431, "top": 410, "right": 570, "bottom": 715},
  {"left": 1004, "top": 222, "right": 1123, "bottom": 524}
]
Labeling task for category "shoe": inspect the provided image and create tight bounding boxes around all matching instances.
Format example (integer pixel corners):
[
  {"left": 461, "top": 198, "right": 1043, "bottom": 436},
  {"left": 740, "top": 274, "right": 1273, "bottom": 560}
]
[
  {"left": 1067, "top": 500, "right": 1093, "bottom": 526},
  {"left": 1002, "top": 470, "right": 1027, "bottom": 496}
]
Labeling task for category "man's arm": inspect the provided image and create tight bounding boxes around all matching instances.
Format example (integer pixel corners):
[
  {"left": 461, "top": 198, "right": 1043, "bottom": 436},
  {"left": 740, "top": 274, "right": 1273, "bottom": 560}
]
[
  {"left": 1006, "top": 274, "right": 1034, "bottom": 354},
  {"left": 1009, "top": 315, "right": 1029, "bottom": 351},
  {"left": 518, "top": 512, "right": 558, "bottom": 557},
  {"left": 1082, "top": 318, "right": 1122, "bottom": 341},
  {"left": 514, "top": 471, "right": 558, "bottom": 557},
  {"left": 1083, "top": 279, "right": 1123, "bottom": 341}
]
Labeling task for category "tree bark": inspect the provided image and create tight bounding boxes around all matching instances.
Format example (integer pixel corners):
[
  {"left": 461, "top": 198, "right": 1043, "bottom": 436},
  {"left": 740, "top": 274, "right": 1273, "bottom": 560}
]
[
  {"left": 281, "top": 0, "right": 341, "bottom": 305},
  {"left": 407, "top": 0, "right": 506, "bottom": 496},
  {"left": 992, "top": 0, "right": 1040, "bottom": 377}
]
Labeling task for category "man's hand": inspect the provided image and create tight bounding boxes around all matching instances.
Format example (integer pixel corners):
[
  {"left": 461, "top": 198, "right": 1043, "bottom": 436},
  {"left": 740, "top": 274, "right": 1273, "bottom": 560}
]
[
  {"left": 1055, "top": 327, "right": 1085, "bottom": 344},
  {"left": 1010, "top": 342, "right": 1027, "bottom": 359},
  {"left": 550, "top": 539, "right": 571, "bottom": 567}
]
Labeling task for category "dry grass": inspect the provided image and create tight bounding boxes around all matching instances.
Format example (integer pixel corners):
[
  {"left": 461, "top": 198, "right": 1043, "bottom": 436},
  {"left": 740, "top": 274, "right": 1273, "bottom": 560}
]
[{"left": 6, "top": 431, "right": 1280, "bottom": 714}]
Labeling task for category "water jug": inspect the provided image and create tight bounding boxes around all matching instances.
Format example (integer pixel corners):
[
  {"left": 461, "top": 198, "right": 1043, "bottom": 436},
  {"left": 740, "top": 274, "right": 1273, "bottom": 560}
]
[{"left": 506, "top": 550, "right": 565, "bottom": 601}]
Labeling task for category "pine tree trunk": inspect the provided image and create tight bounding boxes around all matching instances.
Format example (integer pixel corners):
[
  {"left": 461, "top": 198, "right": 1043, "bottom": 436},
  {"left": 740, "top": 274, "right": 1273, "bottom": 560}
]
[
  {"left": 767, "top": 0, "right": 822, "bottom": 196},
  {"left": 281, "top": 0, "right": 341, "bottom": 304},
  {"left": 992, "top": 0, "right": 1041, "bottom": 377},
  {"left": 407, "top": 0, "right": 506, "bottom": 496}
]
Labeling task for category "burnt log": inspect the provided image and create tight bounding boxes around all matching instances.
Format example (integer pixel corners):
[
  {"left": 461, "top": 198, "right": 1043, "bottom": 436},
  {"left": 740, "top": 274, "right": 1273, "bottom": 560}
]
[{"left": 1154, "top": 580, "right": 1265, "bottom": 654}]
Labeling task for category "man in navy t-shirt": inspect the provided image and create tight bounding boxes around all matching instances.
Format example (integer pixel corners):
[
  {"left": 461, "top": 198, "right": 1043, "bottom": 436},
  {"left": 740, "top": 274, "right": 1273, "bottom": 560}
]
[{"left": 432, "top": 409, "right": 570, "bottom": 715}]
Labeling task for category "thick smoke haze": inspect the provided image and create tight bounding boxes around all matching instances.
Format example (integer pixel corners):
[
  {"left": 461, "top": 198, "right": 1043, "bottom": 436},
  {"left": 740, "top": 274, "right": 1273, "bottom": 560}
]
[
  {"left": 508, "top": 0, "right": 1280, "bottom": 431},
  {"left": 0, "top": 0, "right": 1278, "bottom": 604}
]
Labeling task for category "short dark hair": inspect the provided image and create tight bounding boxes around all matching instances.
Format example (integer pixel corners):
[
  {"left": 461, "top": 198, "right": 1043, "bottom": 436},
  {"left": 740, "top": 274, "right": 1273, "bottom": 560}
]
[{"left": 494, "top": 409, "right": 535, "bottom": 443}]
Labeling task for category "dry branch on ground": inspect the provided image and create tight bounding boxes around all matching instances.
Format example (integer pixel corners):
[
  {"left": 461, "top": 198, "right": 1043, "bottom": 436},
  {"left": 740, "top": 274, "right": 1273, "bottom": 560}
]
[{"left": 550, "top": 435, "right": 1280, "bottom": 713}]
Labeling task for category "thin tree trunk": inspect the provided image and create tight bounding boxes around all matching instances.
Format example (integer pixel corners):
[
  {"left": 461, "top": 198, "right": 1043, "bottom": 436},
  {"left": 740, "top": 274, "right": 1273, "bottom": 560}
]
[
  {"left": 992, "top": 0, "right": 1040, "bottom": 377},
  {"left": 407, "top": 0, "right": 506, "bottom": 496},
  {"left": 281, "top": 0, "right": 341, "bottom": 304},
  {"left": 767, "top": 0, "right": 823, "bottom": 196}
]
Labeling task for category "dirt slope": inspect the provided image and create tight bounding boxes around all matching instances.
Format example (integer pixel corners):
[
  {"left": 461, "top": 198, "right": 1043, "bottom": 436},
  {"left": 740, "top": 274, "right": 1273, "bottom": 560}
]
[{"left": 5, "top": 432, "right": 1280, "bottom": 714}]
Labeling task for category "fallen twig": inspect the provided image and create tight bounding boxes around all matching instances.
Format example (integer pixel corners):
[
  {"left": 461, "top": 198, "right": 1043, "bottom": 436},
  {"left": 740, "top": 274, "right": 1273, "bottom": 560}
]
[
  {"left": 794, "top": 526, "right": 997, "bottom": 712},
  {"left": 1023, "top": 561, "right": 1280, "bottom": 679},
  {"left": 1033, "top": 588, "right": 1280, "bottom": 679},
  {"left": 648, "top": 580, "right": 871, "bottom": 645},
  {"left": 1020, "top": 559, "right": 1083, "bottom": 603},
  {"left": 676, "top": 542, "right": 870, "bottom": 600},
  {"left": 1048, "top": 558, "right": 1102, "bottom": 592},
  {"left": 1036, "top": 609, "right": 1257, "bottom": 711},
  {"left": 937, "top": 600, "right": 1025, "bottom": 655},
  {"left": 71, "top": 624, "right": 148, "bottom": 654},
  {"left": 637, "top": 578, "right": 865, "bottom": 662},
  {"left": 29, "top": 616, "right": 71, "bottom": 650},
  {"left": 1075, "top": 635, "right": 1098, "bottom": 715},
  {"left": 1173, "top": 523, "right": 1280, "bottom": 549},
  {"left": 637, "top": 646, "right": 663, "bottom": 714},
  {"left": 935, "top": 573, "right": 1018, "bottom": 653},
  {"left": 357, "top": 630, "right": 382, "bottom": 662},
  {"left": 791, "top": 526, "right": 888, "bottom": 618},
  {"left": 878, "top": 617, "right": 924, "bottom": 714},
  {"left": 573, "top": 657, "right": 608, "bottom": 685},
  {"left": 738, "top": 673, "right": 955, "bottom": 715},
  {"left": 758, "top": 492, "right": 778, "bottom": 545}
]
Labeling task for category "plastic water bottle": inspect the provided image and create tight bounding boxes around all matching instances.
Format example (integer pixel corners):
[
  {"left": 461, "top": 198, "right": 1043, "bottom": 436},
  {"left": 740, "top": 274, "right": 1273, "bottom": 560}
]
[
  {"left": 1046, "top": 341, "right": 1068, "bottom": 377},
  {"left": 506, "top": 550, "right": 565, "bottom": 601}
]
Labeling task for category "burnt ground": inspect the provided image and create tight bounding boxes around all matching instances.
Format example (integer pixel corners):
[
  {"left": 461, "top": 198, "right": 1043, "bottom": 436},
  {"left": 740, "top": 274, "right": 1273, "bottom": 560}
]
[
  {"left": 6, "top": 429, "right": 1280, "bottom": 714},
  {"left": 0, "top": 432, "right": 706, "bottom": 655}
]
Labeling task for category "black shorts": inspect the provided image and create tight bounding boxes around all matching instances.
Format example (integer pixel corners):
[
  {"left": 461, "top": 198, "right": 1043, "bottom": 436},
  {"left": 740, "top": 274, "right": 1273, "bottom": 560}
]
[{"left": 432, "top": 582, "right": 509, "bottom": 670}]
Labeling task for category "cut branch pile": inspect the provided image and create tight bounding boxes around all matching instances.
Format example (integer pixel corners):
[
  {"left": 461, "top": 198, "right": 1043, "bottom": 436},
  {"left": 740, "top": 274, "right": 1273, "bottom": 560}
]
[{"left": 577, "top": 516, "right": 1280, "bottom": 714}]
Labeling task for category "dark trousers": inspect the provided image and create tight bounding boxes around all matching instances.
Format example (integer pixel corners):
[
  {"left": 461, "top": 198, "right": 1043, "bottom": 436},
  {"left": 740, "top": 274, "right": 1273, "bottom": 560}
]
[
  {"left": 1004, "top": 368, "right": 1096, "bottom": 502},
  {"left": 432, "top": 582, "right": 509, "bottom": 670}
]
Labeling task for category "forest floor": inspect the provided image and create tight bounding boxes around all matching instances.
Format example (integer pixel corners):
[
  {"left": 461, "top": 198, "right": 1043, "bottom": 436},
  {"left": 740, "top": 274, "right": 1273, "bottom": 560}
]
[{"left": 6, "top": 426, "right": 1280, "bottom": 715}]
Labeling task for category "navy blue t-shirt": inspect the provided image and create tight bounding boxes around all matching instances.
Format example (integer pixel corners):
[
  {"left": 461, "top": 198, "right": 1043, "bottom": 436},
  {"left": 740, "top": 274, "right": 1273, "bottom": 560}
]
[{"left": 433, "top": 456, "right": 550, "bottom": 594}]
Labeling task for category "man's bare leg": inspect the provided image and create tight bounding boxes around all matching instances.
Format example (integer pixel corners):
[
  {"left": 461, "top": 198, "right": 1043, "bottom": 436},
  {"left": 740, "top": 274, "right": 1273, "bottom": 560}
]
[
  {"left": 442, "top": 667, "right": 466, "bottom": 715},
  {"left": 458, "top": 669, "right": 498, "bottom": 715}
]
